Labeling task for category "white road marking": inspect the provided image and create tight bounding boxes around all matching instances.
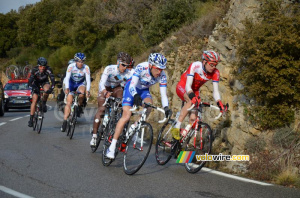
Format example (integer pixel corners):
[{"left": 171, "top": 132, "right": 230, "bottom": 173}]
[
  {"left": 0, "top": 185, "right": 34, "bottom": 198},
  {"left": 47, "top": 105, "right": 52, "bottom": 111},
  {"left": 201, "top": 167, "right": 273, "bottom": 186},
  {"left": 0, "top": 122, "right": 7, "bottom": 126},
  {"left": 9, "top": 117, "right": 23, "bottom": 121},
  {"left": 24, "top": 115, "right": 30, "bottom": 117}
]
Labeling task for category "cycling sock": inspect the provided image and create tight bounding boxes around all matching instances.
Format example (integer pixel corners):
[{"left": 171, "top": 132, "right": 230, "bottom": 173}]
[
  {"left": 109, "top": 139, "right": 117, "bottom": 151},
  {"left": 92, "top": 134, "right": 97, "bottom": 138},
  {"left": 175, "top": 121, "right": 181, "bottom": 129},
  {"left": 30, "top": 115, "right": 33, "bottom": 120}
]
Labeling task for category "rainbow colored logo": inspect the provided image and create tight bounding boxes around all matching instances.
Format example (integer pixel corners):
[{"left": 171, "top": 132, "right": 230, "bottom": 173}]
[{"left": 176, "top": 151, "right": 196, "bottom": 163}]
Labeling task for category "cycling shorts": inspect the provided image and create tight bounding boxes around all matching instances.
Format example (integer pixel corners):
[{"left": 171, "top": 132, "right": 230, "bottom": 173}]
[
  {"left": 122, "top": 80, "right": 152, "bottom": 107},
  {"left": 176, "top": 81, "right": 199, "bottom": 101},
  {"left": 69, "top": 80, "right": 85, "bottom": 93}
]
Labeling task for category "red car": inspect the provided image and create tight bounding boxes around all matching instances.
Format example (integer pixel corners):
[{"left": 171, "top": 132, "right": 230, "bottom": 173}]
[{"left": 4, "top": 79, "right": 32, "bottom": 111}]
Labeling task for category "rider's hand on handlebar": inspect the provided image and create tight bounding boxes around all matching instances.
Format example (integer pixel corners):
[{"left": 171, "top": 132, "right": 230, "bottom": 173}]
[
  {"left": 133, "top": 94, "right": 143, "bottom": 107},
  {"left": 164, "top": 106, "right": 172, "bottom": 118},
  {"left": 191, "top": 96, "right": 201, "bottom": 107},
  {"left": 217, "top": 101, "right": 228, "bottom": 114}
]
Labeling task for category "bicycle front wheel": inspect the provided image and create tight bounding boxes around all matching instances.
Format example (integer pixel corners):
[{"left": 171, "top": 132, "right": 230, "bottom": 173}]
[
  {"left": 155, "top": 119, "right": 176, "bottom": 165},
  {"left": 32, "top": 111, "right": 38, "bottom": 131},
  {"left": 36, "top": 104, "right": 44, "bottom": 134},
  {"left": 123, "top": 122, "right": 153, "bottom": 175},
  {"left": 184, "top": 123, "right": 213, "bottom": 174},
  {"left": 91, "top": 108, "right": 110, "bottom": 153}
]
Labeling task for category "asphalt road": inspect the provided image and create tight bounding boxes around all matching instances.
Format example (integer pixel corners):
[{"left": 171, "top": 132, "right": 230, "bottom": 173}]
[{"left": 0, "top": 102, "right": 299, "bottom": 198}]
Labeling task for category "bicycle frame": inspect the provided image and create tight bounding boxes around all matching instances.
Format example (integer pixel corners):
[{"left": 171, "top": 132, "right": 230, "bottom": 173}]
[{"left": 129, "top": 102, "right": 167, "bottom": 150}]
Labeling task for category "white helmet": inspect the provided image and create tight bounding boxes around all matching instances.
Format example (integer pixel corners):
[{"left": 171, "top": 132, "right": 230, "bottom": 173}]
[{"left": 148, "top": 53, "right": 167, "bottom": 69}]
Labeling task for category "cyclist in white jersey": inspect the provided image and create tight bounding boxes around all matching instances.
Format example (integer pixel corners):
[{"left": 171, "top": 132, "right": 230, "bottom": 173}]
[
  {"left": 90, "top": 52, "right": 134, "bottom": 147},
  {"left": 105, "top": 53, "right": 172, "bottom": 159},
  {"left": 61, "top": 52, "right": 91, "bottom": 132}
]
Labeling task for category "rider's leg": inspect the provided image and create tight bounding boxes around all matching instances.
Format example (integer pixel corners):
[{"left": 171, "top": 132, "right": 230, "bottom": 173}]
[
  {"left": 143, "top": 97, "right": 153, "bottom": 118},
  {"left": 77, "top": 85, "right": 86, "bottom": 107},
  {"left": 90, "top": 91, "right": 106, "bottom": 145},
  {"left": 106, "top": 106, "right": 132, "bottom": 158},
  {"left": 28, "top": 93, "right": 38, "bottom": 127},
  {"left": 61, "top": 94, "right": 73, "bottom": 132},
  {"left": 42, "top": 83, "right": 50, "bottom": 112}
]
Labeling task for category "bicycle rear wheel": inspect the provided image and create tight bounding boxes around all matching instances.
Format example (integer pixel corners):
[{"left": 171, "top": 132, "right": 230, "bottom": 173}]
[
  {"left": 123, "top": 122, "right": 153, "bottom": 175},
  {"left": 184, "top": 123, "right": 213, "bottom": 173},
  {"left": 102, "top": 111, "right": 117, "bottom": 166},
  {"left": 68, "top": 106, "right": 77, "bottom": 139},
  {"left": 155, "top": 119, "right": 176, "bottom": 165}
]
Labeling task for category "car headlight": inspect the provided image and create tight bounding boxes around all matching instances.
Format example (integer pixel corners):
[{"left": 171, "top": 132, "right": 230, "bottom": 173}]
[{"left": 4, "top": 92, "right": 9, "bottom": 98}]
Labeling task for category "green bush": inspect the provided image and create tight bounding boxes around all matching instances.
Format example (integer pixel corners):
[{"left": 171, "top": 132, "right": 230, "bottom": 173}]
[{"left": 236, "top": 0, "right": 300, "bottom": 129}]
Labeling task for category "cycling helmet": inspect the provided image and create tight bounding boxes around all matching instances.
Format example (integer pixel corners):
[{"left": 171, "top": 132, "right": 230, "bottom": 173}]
[
  {"left": 201, "top": 50, "right": 220, "bottom": 63},
  {"left": 37, "top": 57, "right": 47, "bottom": 66},
  {"left": 117, "top": 52, "right": 132, "bottom": 65},
  {"left": 68, "top": 59, "right": 75, "bottom": 65},
  {"left": 74, "top": 52, "right": 86, "bottom": 61},
  {"left": 148, "top": 53, "right": 167, "bottom": 69}
]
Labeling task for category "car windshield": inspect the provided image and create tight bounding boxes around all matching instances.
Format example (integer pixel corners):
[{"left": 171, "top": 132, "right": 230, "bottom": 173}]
[{"left": 4, "top": 83, "right": 29, "bottom": 90}]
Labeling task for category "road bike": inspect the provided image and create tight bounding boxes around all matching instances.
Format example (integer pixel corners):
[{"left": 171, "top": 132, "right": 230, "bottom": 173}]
[
  {"left": 155, "top": 101, "right": 226, "bottom": 173},
  {"left": 91, "top": 95, "right": 121, "bottom": 153},
  {"left": 66, "top": 91, "right": 87, "bottom": 139},
  {"left": 32, "top": 88, "right": 45, "bottom": 134},
  {"left": 102, "top": 102, "right": 166, "bottom": 175}
]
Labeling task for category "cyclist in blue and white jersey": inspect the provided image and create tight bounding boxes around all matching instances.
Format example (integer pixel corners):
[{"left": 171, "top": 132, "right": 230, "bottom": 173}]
[
  {"left": 105, "top": 53, "right": 172, "bottom": 159},
  {"left": 61, "top": 52, "right": 91, "bottom": 132},
  {"left": 90, "top": 52, "right": 135, "bottom": 147}
]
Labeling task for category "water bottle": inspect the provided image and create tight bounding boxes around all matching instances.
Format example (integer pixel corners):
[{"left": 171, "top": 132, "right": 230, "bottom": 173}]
[
  {"left": 181, "top": 124, "right": 192, "bottom": 137},
  {"left": 127, "top": 122, "right": 137, "bottom": 136},
  {"left": 103, "top": 113, "right": 109, "bottom": 127}
]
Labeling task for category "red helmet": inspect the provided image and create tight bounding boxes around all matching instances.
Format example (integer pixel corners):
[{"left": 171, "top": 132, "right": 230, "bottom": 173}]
[{"left": 202, "top": 50, "right": 220, "bottom": 64}]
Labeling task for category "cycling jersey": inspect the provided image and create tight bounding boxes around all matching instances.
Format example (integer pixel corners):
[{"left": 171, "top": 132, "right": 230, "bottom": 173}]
[
  {"left": 123, "top": 62, "right": 168, "bottom": 107},
  {"left": 64, "top": 63, "right": 91, "bottom": 92},
  {"left": 28, "top": 66, "right": 55, "bottom": 88},
  {"left": 98, "top": 65, "right": 134, "bottom": 92},
  {"left": 177, "top": 61, "right": 221, "bottom": 101}
]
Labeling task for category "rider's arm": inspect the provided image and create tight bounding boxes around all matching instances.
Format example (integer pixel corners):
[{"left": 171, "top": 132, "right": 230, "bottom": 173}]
[
  {"left": 212, "top": 69, "right": 221, "bottom": 102},
  {"left": 99, "top": 66, "right": 109, "bottom": 92},
  {"left": 85, "top": 66, "right": 91, "bottom": 91},
  {"left": 159, "top": 72, "right": 169, "bottom": 108},
  {"left": 185, "top": 63, "right": 196, "bottom": 94},
  {"left": 47, "top": 67, "right": 55, "bottom": 88},
  {"left": 28, "top": 68, "right": 35, "bottom": 87},
  {"left": 129, "top": 75, "right": 139, "bottom": 96},
  {"left": 213, "top": 82, "right": 221, "bottom": 102},
  {"left": 64, "top": 65, "right": 72, "bottom": 89}
]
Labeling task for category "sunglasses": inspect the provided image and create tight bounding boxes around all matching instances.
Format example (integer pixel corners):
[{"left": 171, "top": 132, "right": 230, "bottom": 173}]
[
  {"left": 39, "top": 65, "right": 46, "bottom": 68},
  {"left": 120, "top": 63, "right": 130, "bottom": 67},
  {"left": 152, "top": 66, "right": 163, "bottom": 72},
  {"left": 207, "top": 61, "right": 217, "bottom": 67}
]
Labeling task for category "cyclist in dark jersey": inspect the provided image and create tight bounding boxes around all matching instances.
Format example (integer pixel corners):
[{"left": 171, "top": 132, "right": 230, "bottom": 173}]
[{"left": 28, "top": 57, "right": 55, "bottom": 127}]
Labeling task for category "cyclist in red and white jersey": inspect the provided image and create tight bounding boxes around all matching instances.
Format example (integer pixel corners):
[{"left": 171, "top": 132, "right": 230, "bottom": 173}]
[{"left": 171, "top": 50, "right": 228, "bottom": 140}]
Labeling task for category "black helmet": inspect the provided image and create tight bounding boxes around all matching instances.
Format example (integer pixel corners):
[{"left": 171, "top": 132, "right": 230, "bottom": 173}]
[{"left": 37, "top": 57, "right": 47, "bottom": 66}]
